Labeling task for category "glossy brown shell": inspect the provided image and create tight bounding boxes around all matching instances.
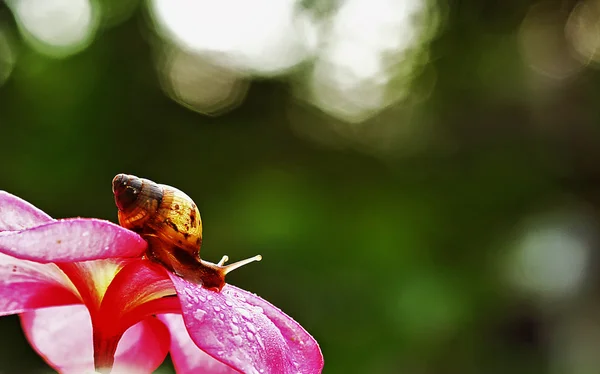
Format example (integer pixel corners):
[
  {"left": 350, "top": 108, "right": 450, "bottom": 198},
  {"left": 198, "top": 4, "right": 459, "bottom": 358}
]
[{"left": 113, "top": 174, "right": 202, "bottom": 256}]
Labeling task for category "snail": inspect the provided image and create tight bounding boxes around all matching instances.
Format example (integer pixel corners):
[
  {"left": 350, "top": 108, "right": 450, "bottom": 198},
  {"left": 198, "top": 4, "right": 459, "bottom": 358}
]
[{"left": 112, "top": 173, "right": 261, "bottom": 291}]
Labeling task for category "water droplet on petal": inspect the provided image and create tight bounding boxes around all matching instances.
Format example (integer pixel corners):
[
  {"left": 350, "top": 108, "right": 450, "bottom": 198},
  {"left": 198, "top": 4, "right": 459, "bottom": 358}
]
[
  {"left": 246, "top": 322, "right": 257, "bottom": 333},
  {"left": 255, "top": 334, "right": 265, "bottom": 350},
  {"left": 246, "top": 331, "right": 254, "bottom": 340},
  {"left": 236, "top": 307, "right": 252, "bottom": 320},
  {"left": 213, "top": 305, "right": 221, "bottom": 312},
  {"left": 219, "top": 313, "right": 225, "bottom": 320},
  {"left": 184, "top": 289, "right": 198, "bottom": 303},
  {"left": 230, "top": 322, "right": 239, "bottom": 334},
  {"left": 225, "top": 300, "right": 233, "bottom": 307},
  {"left": 207, "top": 295, "right": 213, "bottom": 301},
  {"left": 233, "top": 334, "right": 243, "bottom": 346},
  {"left": 197, "top": 294, "right": 206, "bottom": 302},
  {"left": 193, "top": 309, "right": 207, "bottom": 322},
  {"left": 232, "top": 316, "right": 239, "bottom": 324}
]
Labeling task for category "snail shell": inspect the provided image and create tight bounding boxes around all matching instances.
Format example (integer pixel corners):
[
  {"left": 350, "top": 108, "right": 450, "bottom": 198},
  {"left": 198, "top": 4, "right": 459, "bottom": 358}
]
[
  {"left": 112, "top": 174, "right": 202, "bottom": 255},
  {"left": 112, "top": 174, "right": 261, "bottom": 291}
]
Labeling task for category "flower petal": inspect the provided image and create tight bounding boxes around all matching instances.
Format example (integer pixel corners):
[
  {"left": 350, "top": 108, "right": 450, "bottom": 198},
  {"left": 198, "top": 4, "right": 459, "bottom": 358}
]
[
  {"left": 223, "top": 284, "right": 324, "bottom": 373},
  {"left": 21, "top": 305, "right": 170, "bottom": 373},
  {"left": 0, "top": 218, "right": 147, "bottom": 262},
  {"left": 21, "top": 305, "right": 94, "bottom": 374},
  {"left": 58, "top": 259, "right": 132, "bottom": 312},
  {"left": 0, "top": 252, "right": 80, "bottom": 316},
  {"left": 99, "top": 259, "right": 179, "bottom": 334},
  {"left": 159, "top": 313, "right": 240, "bottom": 374},
  {"left": 112, "top": 317, "right": 171, "bottom": 374},
  {"left": 0, "top": 191, "right": 53, "bottom": 231},
  {"left": 170, "top": 274, "right": 324, "bottom": 374}
]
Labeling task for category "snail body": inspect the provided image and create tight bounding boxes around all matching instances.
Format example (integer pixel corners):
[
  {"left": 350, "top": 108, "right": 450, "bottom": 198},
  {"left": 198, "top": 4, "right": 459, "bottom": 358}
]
[{"left": 112, "top": 174, "right": 261, "bottom": 291}]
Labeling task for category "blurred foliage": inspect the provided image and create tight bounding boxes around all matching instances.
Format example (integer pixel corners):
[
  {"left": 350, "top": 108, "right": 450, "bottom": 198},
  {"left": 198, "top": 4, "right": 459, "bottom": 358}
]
[{"left": 3, "top": 0, "right": 600, "bottom": 373}]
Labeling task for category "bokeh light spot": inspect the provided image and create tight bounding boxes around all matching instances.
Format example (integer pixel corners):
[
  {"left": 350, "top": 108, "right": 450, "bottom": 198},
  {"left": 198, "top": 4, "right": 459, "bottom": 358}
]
[
  {"left": 304, "top": 0, "right": 437, "bottom": 123},
  {"left": 507, "top": 208, "right": 594, "bottom": 301},
  {"left": 565, "top": 0, "right": 600, "bottom": 66},
  {"left": 149, "top": 0, "right": 316, "bottom": 75},
  {"left": 156, "top": 47, "right": 249, "bottom": 116},
  {"left": 7, "top": 0, "right": 100, "bottom": 58},
  {"left": 519, "top": 2, "right": 585, "bottom": 79}
]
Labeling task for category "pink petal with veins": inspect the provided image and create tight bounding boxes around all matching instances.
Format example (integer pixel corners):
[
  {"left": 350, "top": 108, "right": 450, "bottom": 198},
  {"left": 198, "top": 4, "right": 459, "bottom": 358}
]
[
  {"left": 101, "top": 259, "right": 175, "bottom": 317},
  {"left": 0, "top": 191, "right": 53, "bottom": 231},
  {"left": 223, "top": 284, "right": 323, "bottom": 373},
  {"left": 112, "top": 317, "right": 171, "bottom": 374},
  {"left": 0, "top": 218, "right": 147, "bottom": 262},
  {"left": 169, "top": 274, "right": 324, "bottom": 374},
  {"left": 99, "top": 260, "right": 179, "bottom": 334},
  {"left": 21, "top": 305, "right": 94, "bottom": 373},
  {"left": 0, "top": 252, "right": 80, "bottom": 316},
  {"left": 159, "top": 313, "right": 240, "bottom": 374},
  {"left": 21, "top": 305, "right": 170, "bottom": 373}
]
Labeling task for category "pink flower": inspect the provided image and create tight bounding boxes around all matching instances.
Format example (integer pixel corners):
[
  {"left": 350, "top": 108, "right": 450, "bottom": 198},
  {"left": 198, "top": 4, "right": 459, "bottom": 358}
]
[{"left": 0, "top": 191, "right": 324, "bottom": 373}]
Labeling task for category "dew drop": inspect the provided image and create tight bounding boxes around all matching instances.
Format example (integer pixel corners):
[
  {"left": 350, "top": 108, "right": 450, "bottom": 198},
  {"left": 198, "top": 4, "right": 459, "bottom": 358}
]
[
  {"left": 225, "top": 300, "right": 233, "bottom": 307},
  {"left": 236, "top": 307, "right": 252, "bottom": 320},
  {"left": 246, "top": 331, "right": 254, "bottom": 340},
  {"left": 193, "top": 309, "right": 207, "bottom": 322},
  {"left": 197, "top": 294, "right": 206, "bottom": 302},
  {"left": 246, "top": 322, "right": 257, "bottom": 333},
  {"left": 207, "top": 295, "right": 213, "bottom": 301},
  {"left": 255, "top": 333, "right": 265, "bottom": 350},
  {"left": 232, "top": 316, "right": 239, "bottom": 324},
  {"left": 233, "top": 334, "right": 243, "bottom": 346},
  {"left": 230, "top": 322, "right": 239, "bottom": 334},
  {"left": 213, "top": 305, "right": 221, "bottom": 312},
  {"left": 219, "top": 313, "right": 225, "bottom": 320}
]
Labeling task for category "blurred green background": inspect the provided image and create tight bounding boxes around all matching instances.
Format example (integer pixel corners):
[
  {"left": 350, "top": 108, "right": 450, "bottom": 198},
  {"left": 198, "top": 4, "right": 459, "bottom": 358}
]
[{"left": 3, "top": 0, "right": 600, "bottom": 373}]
